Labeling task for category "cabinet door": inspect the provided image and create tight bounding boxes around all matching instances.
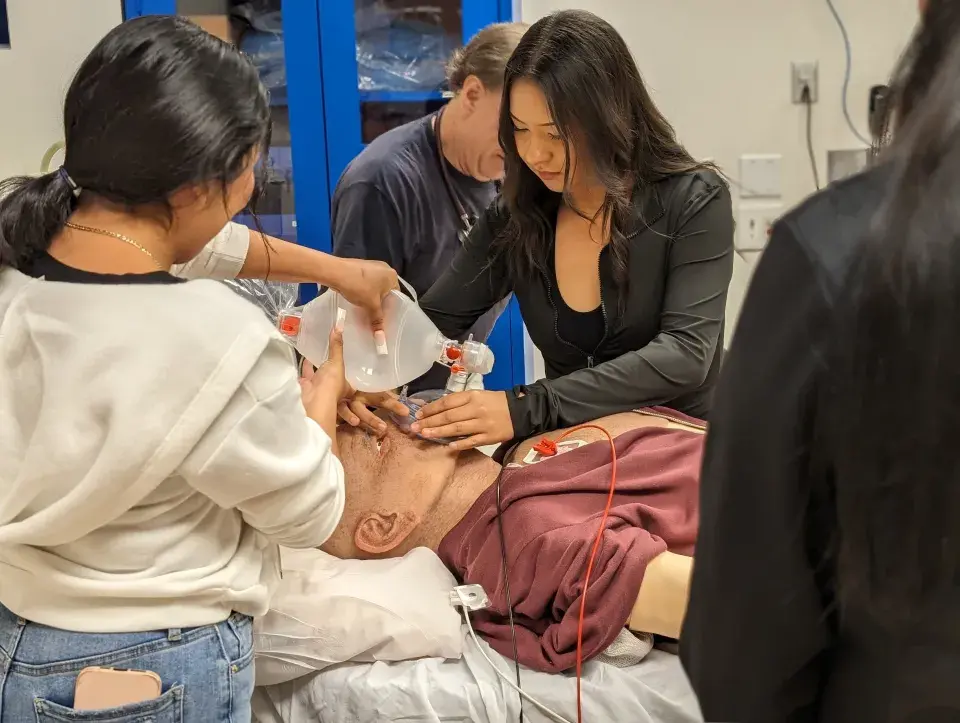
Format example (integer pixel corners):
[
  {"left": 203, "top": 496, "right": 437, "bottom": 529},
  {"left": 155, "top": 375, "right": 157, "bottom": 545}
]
[
  {"left": 124, "top": 1, "right": 330, "bottom": 254},
  {"left": 320, "top": 0, "right": 526, "bottom": 392},
  {"left": 320, "top": 0, "right": 499, "bottom": 190}
]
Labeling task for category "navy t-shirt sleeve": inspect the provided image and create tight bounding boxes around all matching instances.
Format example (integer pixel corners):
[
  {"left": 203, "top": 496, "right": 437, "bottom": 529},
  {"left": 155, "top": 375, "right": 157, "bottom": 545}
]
[{"left": 331, "top": 182, "right": 406, "bottom": 273}]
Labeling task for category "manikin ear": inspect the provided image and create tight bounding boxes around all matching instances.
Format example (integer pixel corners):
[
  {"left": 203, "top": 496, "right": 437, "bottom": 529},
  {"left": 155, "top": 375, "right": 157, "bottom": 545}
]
[{"left": 354, "top": 510, "right": 420, "bottom": 555}]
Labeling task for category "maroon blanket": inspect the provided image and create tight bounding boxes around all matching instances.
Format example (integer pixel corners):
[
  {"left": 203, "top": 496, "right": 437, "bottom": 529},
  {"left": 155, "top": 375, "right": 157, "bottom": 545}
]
[{"left": 437, "top": 420, "right": 701, "bottom": 673}]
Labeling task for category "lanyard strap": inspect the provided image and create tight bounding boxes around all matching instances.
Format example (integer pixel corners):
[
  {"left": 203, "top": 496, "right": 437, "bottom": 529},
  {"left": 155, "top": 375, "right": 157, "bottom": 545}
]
[{"left": 433, "top": 108, "right": 474, "bottom": 237}]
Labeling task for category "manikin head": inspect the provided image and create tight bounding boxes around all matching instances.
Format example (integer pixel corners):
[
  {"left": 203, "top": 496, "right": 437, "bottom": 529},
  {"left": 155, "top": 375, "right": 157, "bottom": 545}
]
[
  {"left": 321, "top": 417, "right": 493, "bottom": 559},
  {"left": 442, "top": 22, "right": 527, "bottom": 182}
]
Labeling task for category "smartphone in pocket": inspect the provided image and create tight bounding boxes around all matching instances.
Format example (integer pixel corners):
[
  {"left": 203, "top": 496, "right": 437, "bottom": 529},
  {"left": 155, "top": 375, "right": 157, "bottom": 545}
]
[{"left": 74, "top": 666, "right": 162, "bottom": 711}]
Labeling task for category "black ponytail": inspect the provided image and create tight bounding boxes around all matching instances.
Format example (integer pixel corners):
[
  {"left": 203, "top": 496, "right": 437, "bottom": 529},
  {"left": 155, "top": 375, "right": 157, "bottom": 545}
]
[
  {"left": 826, "top": 3, "right": 960, "bottom": 625},
  {"left": 0, "top": 172, "right": 76, "bottom": 270}
]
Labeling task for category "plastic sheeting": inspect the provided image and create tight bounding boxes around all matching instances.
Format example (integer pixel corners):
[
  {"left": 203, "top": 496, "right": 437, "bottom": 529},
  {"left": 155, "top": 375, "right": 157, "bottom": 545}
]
[
  {"left": 355, "top": 1, "right": 459, "bottom": 92},
  {"left": 223, "top": 277, "right": 299, "bottom": 325},
  {"left": 234, "top": 1, "right": 286, "bottom": 101},
  {"left": 252, "top": 632, "right": 704, "bottom": 723},
  {"left": 232, "top": 0, "right": 461, "bottom": 97}
]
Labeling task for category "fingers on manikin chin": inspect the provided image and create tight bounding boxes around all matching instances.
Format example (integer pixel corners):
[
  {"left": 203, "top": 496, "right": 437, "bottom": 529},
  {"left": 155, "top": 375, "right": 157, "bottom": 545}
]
[
  {"left": 450, "top": 435, "right": 482, "bottom": 451},
  {"left": 338, "top": 403, "right": 359, "bottom": 426}
]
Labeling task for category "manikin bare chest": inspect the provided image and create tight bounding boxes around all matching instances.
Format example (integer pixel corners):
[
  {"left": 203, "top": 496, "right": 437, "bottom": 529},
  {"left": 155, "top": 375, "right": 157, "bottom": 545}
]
[{"left": 504, "top": 410, "right": 705, "bottom": 466}]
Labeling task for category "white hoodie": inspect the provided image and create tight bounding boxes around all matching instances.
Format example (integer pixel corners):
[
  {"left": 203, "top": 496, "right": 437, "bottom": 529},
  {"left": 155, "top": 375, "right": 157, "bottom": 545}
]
[{"left": 0, "top": 261, "right": 344, "bottom": 633}]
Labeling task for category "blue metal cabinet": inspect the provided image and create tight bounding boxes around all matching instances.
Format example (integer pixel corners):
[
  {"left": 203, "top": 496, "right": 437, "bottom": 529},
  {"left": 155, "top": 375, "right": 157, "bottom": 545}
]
[
  {"left": 320, "top": 1, "right": 502, "bottom": 189},
  {"left": 125, "top": 0, "right": 528, "bottom": 392}
]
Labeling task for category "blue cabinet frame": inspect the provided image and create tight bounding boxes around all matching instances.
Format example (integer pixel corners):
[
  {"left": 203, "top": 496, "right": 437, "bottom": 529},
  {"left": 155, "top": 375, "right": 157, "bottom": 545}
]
[
  {"left": 123, "top": 0, "right": 529, "bottom": 391},
  {"left": 319, "top": 1, "right": 502, "bottom": 203}
]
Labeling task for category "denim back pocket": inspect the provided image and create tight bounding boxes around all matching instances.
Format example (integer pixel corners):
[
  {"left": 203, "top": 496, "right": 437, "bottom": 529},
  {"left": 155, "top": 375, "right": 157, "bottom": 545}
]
[{"left": 32, "top": 684, "right": 183, "bottom": 722}]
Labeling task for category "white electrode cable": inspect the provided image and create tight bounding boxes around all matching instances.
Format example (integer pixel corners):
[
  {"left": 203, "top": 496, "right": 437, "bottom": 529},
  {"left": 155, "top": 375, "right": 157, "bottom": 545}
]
[
  {"left": 825, "top": 0, "right": 872, "bottom": 146},
  {"left": 453, "top": 588, "right": 575, "bottom": 723}
]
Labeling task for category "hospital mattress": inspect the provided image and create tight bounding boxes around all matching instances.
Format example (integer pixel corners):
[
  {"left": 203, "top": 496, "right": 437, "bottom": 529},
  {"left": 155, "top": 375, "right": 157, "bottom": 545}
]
[{"left": 251, "top": 627, "right": 703, "bottom": 723}]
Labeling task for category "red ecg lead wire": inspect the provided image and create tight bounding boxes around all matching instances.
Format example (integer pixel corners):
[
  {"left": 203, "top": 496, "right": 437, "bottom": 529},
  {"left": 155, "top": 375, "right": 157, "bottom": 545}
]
[
  {"left": 560, "top": 424, "right": 616, "bottom": 723},
  {"left": 527, "top": 424, "right": 617, "bottom": 723}
]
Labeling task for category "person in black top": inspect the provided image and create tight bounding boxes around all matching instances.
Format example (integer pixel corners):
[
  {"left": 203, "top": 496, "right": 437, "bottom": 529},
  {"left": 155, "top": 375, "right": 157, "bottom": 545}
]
[
  {"left": 681, "top": 2, "right": 960, "bottom": 721},
  {"left": 404, "top": 9, "right": 734, "bottom": 451}
]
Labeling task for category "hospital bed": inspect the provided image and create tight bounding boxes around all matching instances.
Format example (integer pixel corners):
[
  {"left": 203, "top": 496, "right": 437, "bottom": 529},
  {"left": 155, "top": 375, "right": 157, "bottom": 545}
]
[
  {"left": 247, "top": 413, "right": 709, "bottom": 723},
  {"left": 251, "top": 631, "right": 702, "bottom": 723},
  {"left": 249, "top": 547, "right": 701, "bottom": 723}
]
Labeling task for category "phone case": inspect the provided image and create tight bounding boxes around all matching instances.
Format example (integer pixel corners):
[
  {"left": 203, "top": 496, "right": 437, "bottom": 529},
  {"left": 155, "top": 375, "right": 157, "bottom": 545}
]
[{"left": 74, "top": 667, "right": 162, "bottom": 711}]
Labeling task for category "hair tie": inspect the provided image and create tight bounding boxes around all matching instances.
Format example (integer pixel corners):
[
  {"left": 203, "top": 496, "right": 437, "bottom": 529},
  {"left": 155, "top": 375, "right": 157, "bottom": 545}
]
[{"left": 57, "top": 166, "right": 82, "bottom": 198}]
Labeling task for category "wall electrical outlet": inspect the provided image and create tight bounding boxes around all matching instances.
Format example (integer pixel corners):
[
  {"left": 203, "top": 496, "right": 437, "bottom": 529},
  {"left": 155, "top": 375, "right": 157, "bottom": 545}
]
[
  {"left": 791, "top": 61, "right": 819, "bottom": 104},
  {"left": 736, "top": 203, "right": 783, "bottom": 253}
]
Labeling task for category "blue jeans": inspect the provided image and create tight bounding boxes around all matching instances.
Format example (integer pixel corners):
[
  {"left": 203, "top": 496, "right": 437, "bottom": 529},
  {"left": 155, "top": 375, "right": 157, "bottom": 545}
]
[{"left": 0, "top": 603, "right": 254, "bottom": 722}]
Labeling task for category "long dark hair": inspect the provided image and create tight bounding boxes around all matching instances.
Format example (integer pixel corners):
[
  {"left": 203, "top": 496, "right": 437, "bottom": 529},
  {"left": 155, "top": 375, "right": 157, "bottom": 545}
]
[
  {"left": 0, "top": 15, "right": 270, "bottom": 270},
  {"left": 875, "top": 0, "right": 960, "bottom": 146},
  {"left": 495, "top": 9, "right": 716, "bottom": 287},
  {"left": 828, "top": 0, "right": 960, "bottom": 624}
]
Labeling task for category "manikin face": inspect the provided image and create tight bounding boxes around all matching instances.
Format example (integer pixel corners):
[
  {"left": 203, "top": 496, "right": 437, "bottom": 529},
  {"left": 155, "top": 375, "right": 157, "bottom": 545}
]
[
  {"left": 458, "top": 75, "right": 507, "bottom": 182},
  {"left": 509, "top": 78, "right": 586, "bottom": 194},
  {"left": 321, "top": 419, "right": 459, "bottom": 559}
]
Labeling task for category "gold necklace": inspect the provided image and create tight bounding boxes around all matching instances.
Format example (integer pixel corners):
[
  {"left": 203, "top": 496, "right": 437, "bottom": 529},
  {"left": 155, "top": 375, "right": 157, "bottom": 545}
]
[{"left": 64, "top": 221, "right": 164, "bottom": 270}]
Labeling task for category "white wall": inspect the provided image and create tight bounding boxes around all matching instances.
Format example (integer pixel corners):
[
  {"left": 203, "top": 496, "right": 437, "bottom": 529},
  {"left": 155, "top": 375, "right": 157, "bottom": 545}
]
[
  {"left": 519, "top": 0, "right": 918, "bottom": 355},
  {"left": 0, "top": 1, "right": 122, "bottom": 179}
]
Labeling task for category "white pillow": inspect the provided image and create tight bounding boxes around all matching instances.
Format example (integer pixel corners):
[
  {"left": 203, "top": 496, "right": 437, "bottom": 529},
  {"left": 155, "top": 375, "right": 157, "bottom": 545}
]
[{"left": 254, "top": 547, "right": 464, "bottom": 686}]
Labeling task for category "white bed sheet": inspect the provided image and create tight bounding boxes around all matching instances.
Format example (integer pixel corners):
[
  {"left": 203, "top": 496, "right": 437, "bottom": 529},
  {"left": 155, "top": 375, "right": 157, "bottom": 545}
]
[{"left": 252, "top": 627, "right": 703, "bottom": 723}]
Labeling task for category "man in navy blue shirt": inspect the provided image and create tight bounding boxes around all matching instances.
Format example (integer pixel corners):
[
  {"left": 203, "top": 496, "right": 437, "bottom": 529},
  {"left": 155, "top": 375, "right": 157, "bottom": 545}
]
[{"left": 331, "top": 22, "right": 526, "bottom": 396}]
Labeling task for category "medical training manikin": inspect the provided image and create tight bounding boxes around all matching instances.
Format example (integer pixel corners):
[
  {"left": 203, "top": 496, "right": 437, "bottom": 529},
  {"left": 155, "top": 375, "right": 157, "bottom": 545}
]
[
  {"left": 323, "top": 407, "right": 702, "bottom": 674},
  {"left": 225, "top": 279, "right": 698, "bottom": 675}
]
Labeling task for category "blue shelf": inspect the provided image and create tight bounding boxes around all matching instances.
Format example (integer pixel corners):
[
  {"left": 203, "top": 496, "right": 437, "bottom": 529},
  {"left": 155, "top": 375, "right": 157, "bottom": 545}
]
[{"left": 358, "top": 89, "right": 447, "bottom": 103}]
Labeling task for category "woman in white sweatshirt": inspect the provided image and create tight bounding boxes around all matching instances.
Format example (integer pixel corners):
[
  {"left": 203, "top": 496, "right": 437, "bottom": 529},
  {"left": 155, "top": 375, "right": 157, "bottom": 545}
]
[{"left": 0, "top": 16, "right": 355, "bottom": 723}]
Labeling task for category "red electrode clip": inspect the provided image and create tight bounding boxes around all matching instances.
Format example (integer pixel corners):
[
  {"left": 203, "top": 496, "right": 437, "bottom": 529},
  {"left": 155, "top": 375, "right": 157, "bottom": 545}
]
[{"left": 532, "top": 438, "right": 558, "bottom": 457}]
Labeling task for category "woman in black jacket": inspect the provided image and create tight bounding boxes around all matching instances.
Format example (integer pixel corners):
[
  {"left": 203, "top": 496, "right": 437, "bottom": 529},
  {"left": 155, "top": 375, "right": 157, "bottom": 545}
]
[
  {"left": 408, "top": 9, "right": 734, "bottom": 450},
  {"left": 682, "top": 1, "right": 960, "bottom": 721}
]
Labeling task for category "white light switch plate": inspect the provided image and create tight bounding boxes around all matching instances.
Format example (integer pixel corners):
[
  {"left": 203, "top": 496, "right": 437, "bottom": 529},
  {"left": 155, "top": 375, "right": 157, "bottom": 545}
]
[{"left": 738, "top": 154, "right": 783, "bottom": 198}]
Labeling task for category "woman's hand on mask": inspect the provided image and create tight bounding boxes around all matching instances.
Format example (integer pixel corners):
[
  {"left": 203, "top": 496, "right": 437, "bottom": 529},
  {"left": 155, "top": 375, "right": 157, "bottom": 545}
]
[
  {"left": 410, "top": 390, "right": 515, "bottom": 451},
  {"left": 337, "top": 390, "right": 410, "bottom": 437}
]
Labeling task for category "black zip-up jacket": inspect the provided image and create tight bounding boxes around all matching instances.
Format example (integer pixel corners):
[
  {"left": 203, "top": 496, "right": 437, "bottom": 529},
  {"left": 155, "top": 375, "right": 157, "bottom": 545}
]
[
  {"left": 683, "top": 163, "right": 960, "bottom": 723},
  {"left": 419, "top": 170, "right": 734, "bottom": 439}
]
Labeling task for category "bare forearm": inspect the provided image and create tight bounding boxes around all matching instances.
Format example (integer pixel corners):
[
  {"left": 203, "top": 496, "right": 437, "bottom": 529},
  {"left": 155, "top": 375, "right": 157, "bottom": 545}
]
[{"left": 239, "top": 231, "right": 349, "bottom": 285}]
